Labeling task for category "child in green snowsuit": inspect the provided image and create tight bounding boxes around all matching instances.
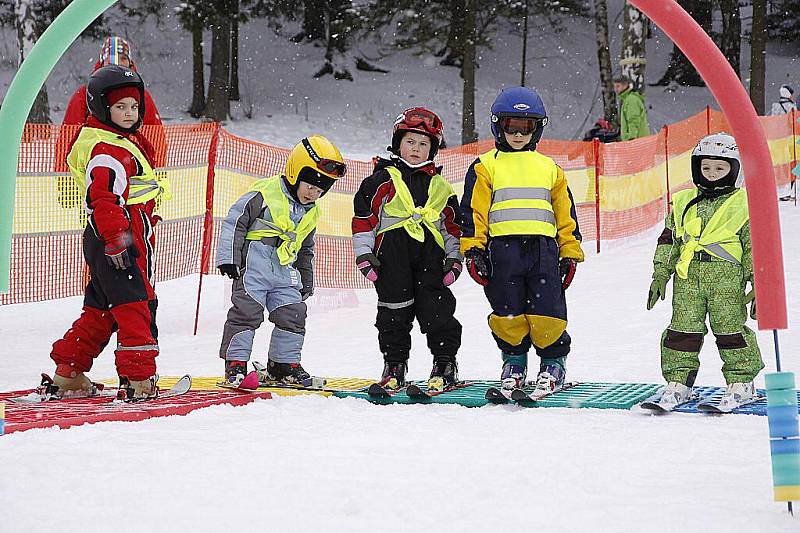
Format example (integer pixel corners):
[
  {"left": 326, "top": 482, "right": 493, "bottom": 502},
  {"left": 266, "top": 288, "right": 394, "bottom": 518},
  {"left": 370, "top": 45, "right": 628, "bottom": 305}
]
[{"left": 646, "top": 133, "right": 763, "bottom": 410}]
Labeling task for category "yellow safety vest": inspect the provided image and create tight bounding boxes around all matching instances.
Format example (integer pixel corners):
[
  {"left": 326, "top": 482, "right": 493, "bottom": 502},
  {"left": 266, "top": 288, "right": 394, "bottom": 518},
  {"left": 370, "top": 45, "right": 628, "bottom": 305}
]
[
  {"left": 478, "top": 149, "right": 558, "bottom": 238},
  {"left": 376, "top": 166, "right": 453, "bottom": 250},
  {"left": 672, "top": 188, "right": 748, "bottom": 279},
  {"left": 244, "top": 175, "right": 320, "bottom": 265},
  {"left": 67, "top": 127, "right": 171, "bottom": 205}
]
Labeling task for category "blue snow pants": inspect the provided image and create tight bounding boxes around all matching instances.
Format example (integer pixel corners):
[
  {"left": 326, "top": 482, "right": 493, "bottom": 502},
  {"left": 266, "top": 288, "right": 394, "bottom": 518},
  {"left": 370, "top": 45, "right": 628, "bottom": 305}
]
[
  {"left": 219, "top": 240, "right": 307, "bottom": 364},
  {"left": 484, "top": 235, "right": 571, "bottom": 358}
]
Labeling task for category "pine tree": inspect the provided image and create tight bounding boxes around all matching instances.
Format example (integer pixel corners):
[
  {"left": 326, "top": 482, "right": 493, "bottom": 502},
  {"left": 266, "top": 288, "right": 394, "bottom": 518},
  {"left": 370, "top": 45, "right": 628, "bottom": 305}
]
[{"left": 652, "top": 0, "right": 710, "bottom": 87}]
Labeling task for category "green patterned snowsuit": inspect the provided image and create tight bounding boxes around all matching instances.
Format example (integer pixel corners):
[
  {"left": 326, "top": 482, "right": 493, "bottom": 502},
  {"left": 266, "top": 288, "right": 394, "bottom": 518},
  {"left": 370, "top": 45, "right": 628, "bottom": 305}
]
[{"left": 652, "top": 190, "right": 763, "bottom": 386}]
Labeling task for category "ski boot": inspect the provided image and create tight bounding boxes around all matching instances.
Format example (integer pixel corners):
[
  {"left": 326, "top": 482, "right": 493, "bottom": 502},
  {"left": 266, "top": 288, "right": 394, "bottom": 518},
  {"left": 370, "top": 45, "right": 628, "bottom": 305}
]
[
  {"left": 532, "top": 363, "right": 566, "bottom": 396},
  {"left": 265, "top": 360, "right": 313, "bottom": 386},
  {"left": 49, "top": 364, "right": 95, "bottom": 396},
  {"left": 500, "top": 362, "right": 526, "bottom": 390},
  {"left": 657, "top": 381, "right": 694, "bottom": 410},
  {"left": 119, "top": 375, "right": 159, "bottom": 401},
  {"left": 717, "top": 382, "right": 756, "bottom": 411},
  {"left": 381, "top": 361, "right": 407, "bottom": 390},
  {"left": 224, "top": 360, "right": 248, "bottom": 386},
  {"left": 428, "top": 360, "right": 458, "bottom": 392}
]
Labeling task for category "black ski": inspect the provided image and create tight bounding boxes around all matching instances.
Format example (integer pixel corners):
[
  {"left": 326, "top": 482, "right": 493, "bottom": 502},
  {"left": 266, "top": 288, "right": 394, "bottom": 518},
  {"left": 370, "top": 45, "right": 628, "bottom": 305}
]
[
  {"left": 484, "top": 386, "right": 516, "bottom": 402},
  {"left": 406, "top": 381, "right": 471, "bottom": 399},
  {"left": 696, "top": 395, "right": 764, "bottom": 414},
  {"left": 510, "top": 381, "right": 580, "bottom": 402}
]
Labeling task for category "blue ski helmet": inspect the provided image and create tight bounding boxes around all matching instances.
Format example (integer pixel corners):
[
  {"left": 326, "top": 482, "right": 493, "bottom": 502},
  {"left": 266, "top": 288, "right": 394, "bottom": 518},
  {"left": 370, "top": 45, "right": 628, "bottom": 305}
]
[{"left": 490, "top": 86, "right": 548, "bottom": 150}]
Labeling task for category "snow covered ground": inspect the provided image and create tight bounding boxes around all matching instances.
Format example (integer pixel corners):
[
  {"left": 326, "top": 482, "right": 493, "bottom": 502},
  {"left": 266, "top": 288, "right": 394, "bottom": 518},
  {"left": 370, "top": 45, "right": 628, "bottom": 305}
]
[{"left": 1, "top": 202, "right": 798, "bottom": 532}]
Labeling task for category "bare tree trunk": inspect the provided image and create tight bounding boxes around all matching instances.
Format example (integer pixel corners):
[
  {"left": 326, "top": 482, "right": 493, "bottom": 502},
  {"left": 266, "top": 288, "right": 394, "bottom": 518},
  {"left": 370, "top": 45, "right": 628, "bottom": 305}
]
[
  {"left": 292, "top": 0, "right": 326, "bottom": 43},
  {"left": 594, "top": 0, "right": 618, "bottom": 126},
  {"left": 229, "top": 0, "right": 240, "bottom": 101},
  {"left": 750, "top": 0, "right": 767, "bottom": 114},
  {"left": 652, "top": 0, "right": 710, "bottom": 86},
  {"left": 15, "top": 0, "right": 50, "bottom": 123},
  {"left": 189, "top": 15, "right": 205, "bottom": 117},
  {"left": 440, "top": 0, "right": 466, "bottom": 67},
  {"left": 719, "top": 0, "right": 741, "bottom": 78},
  {"left": 620, "top": 2, "right": 647, "bottom": 92},
  {"left": 204, "top": 17, "right": 231, "bottom": 121},
  {"left": 461, "top": 0, "right": 477, "bottom": 145}
]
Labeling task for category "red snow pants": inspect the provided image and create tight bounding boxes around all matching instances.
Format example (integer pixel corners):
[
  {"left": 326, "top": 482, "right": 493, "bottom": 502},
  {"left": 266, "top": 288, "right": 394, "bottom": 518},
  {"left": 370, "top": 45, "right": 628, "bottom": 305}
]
[{"left": 51, "top": 207, "right": 159, "bottom": 381}]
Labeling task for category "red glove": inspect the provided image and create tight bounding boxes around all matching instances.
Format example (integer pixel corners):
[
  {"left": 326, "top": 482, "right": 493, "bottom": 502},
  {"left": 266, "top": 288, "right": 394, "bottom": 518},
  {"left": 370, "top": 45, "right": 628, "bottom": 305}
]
[
  {"left": 559, "top": 258, "right": 577, "bottom": 290},
  {"left": 105, "top": 232, "right": 133, "bottom": 270},
  {"left": 465, "top": 248, "right": 490, "bottom": 286}
]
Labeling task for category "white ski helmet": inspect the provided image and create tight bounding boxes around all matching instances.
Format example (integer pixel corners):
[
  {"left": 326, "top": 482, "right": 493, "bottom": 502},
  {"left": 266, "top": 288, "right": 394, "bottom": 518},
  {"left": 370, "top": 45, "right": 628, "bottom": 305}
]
[{"left": 691, "top": 132, "right": 743, "bottom": 191}]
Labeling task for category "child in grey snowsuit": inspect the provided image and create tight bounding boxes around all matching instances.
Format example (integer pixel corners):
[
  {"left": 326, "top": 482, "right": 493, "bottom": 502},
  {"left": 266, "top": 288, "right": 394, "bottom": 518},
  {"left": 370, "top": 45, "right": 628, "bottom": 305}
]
[{"left": 217, "top": 135, "right": 346, "bottom": 385}]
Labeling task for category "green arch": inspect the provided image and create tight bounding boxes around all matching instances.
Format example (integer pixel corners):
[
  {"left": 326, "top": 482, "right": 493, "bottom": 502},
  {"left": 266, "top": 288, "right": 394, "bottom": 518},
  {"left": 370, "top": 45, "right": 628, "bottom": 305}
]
[{"left": 0, "top": 0, "right": 117, "bottom": 293}]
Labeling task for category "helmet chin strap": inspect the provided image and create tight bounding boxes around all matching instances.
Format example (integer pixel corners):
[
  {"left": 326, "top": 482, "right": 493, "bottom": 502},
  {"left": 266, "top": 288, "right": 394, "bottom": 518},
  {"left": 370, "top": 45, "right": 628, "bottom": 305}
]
[{"left": 391, "top": 154, "right": 433, "bottom": 169}]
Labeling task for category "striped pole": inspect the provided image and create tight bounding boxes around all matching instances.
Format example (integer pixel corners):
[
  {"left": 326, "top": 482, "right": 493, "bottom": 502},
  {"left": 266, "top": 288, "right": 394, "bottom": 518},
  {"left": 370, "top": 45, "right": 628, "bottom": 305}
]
[
  {"left": 766, "top": 372, "right": 800, "bottom": 514},
  {"left": 0, "top": 401, "right": 5, "bottom": 436}
]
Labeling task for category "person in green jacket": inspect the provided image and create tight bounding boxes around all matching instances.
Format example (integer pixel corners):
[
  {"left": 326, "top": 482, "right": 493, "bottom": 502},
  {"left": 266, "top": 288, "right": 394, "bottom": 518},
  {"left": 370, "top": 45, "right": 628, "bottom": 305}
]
[
  {"left": 614, "top": 74, "right": 651, "bottom": 141},
  {"left": 645, "top": 133, "right": 763, "bottom": 412}
]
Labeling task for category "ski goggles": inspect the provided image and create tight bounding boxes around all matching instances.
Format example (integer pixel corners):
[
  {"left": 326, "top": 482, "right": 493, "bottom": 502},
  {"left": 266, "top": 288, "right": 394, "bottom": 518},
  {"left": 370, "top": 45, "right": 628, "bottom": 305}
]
[
  {"left": 302, "top": 138, "right": 347, "bottom": 177},
  {"left": 401, "top": 108, "right": 443, "bottom": 136},
  {"left": 500, "top": 116, "right": 544, "bottom": 136}
]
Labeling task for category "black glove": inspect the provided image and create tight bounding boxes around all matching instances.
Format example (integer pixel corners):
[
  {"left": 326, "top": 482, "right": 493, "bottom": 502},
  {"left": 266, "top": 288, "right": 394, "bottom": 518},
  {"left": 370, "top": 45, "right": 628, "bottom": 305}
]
[
  {"left": 301, "top": 288, "right": 313, "bottom": 301},
  {"left": 356, "top": 253, "right": 380, "bottom": 282},
  {"left": 442, "top": 257, "right": 463, "bottom": 287},
  {"left": 218, "top": 264, "right": 240, "bottom": 280},
  {"left": 465, "top": 248, "right": 491, "bottom": 286},
  {"left": 559, "top": 258, "right": 577, "bottom": 290}
]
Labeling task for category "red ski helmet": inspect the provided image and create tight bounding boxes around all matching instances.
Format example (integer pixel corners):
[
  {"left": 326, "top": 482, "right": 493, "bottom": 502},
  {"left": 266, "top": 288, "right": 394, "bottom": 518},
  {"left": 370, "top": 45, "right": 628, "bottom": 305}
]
[{"left": 390, "top": 107, "right": 444, "bottom": 160}]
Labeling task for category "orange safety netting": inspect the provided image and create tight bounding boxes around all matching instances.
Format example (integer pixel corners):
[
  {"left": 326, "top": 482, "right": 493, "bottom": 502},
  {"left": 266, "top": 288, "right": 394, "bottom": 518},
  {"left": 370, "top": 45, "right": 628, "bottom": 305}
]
[{"left": 2, "top": 108, "right": 797, "bottom": 305}]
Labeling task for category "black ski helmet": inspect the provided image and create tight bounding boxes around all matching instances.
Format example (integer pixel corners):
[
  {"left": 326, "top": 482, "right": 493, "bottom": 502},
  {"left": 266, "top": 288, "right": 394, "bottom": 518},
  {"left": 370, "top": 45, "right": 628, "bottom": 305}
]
[{"left": 86, "top": 65, "right": 145, "bottom": 133}]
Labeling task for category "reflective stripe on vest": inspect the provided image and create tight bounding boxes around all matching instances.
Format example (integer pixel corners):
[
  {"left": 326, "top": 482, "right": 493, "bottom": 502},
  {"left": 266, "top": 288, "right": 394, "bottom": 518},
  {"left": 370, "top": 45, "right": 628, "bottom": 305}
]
[
  {"left": 478, "top": 149, "right": 558, "bottom": 238},
  {"left": 244, "top": 175, "right": 320, "bottom": 265},
  {"left": 67, "top": 127, "right": 171, "bottom": 205},
  {"left": 376, "top": 166, "right": 453, "bottom": 250},
  {"left": 672, "top": 188, "right": 748, "bottom": 279}
]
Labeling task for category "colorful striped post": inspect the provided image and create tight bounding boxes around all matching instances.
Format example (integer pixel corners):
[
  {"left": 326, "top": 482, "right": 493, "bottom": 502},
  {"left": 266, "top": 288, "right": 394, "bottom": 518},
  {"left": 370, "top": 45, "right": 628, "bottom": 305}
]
[
  {"left": 0, "top": 401, "right": 5, "bottom": 435},
  {"left": 766, "top": 372, "right": 800, "bottom": 513}
]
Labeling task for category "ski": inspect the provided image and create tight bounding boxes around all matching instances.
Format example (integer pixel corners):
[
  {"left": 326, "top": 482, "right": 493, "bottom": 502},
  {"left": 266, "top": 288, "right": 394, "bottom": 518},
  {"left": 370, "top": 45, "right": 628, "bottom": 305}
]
[
  {"left": 696, "top": 394, "right": 764, "bottom": 414},
  {"left": 115, "top": 374, "right": 192, "bottom": 403},
  {"left": 639, "top": 391, "right": 699, "bottom": 413},
  {"left": 484, "top": 386, "right": 516, "bottom": 402},
  {"left": 8, "top": 373, "right": 114, "bottom": 404},
  {"left": 510, "top": 381, "right": 579, "bottom": 402},
  {"left": 406, "top": 381, "right": 471, "bottom": 399},
  {"left": 367, "top": 377, "right": 408, "bottom": 398},
  {"left": 217, "top": 371, "right": 260, "bottom": 391},
  {"left": 251, "top": 360, "right": 328, "bottom": 390}
]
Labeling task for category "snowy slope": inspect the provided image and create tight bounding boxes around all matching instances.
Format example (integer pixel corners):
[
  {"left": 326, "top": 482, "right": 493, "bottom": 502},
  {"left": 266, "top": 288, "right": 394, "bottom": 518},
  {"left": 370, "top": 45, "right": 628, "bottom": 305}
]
[{"left": 1, "top": 203, "right": 798, "bottom": 532}]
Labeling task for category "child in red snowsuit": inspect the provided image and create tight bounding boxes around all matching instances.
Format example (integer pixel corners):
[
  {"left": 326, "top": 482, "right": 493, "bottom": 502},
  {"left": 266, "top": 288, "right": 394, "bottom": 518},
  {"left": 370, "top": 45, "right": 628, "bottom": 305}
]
[{"left": 48, "top": 65, "right": 170, "bottom": 400}]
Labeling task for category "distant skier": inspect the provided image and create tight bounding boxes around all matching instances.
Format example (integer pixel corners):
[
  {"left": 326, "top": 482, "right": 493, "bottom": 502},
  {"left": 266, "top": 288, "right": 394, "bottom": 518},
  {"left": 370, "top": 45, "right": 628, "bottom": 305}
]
[
  {"left": 48, "top": 65, "right": 172, "bottom": 400},
  {"left": 217, "top": 136, "right": 346, "bottom": 386},
  {"left": 351, "top": 107, "right": 463, "bottom": 391},
  {"left": 614, "top": 74, "right": 651, "bottom": 141},
  {"left": 646, "top": 132, "right": 764, "bottom": 411},
  {"left": 55, "top": 37, "right": 166, "bottom": 207},
  {"left": 770, "top": 84, "right": 797, "bottom": 116},
  {"left": 460, "top": 86, "right": 584, "bottom": 395}
]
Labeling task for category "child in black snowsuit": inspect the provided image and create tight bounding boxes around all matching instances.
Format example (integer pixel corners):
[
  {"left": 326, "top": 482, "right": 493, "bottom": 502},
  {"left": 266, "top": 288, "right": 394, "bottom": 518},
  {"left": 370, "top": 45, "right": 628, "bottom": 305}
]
[{"left": 351, "top": 107, "right": 463, "bottom": 391}]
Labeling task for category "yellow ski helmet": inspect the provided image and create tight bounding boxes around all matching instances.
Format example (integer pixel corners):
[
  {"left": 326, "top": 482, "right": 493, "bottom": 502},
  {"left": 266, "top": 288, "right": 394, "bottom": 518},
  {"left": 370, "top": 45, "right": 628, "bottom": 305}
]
[{"left": 284, "top": 135, "right": 346, "bottom": 195}]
